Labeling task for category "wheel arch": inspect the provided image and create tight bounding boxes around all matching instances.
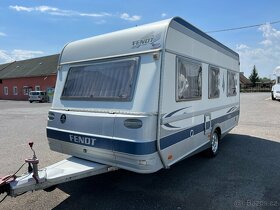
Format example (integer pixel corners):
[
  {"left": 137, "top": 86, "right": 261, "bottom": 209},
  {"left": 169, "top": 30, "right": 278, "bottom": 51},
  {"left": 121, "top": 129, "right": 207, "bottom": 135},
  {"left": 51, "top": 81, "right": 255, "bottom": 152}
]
[{"left": 211, "top": 123, "right": 222, "bottom": 139}]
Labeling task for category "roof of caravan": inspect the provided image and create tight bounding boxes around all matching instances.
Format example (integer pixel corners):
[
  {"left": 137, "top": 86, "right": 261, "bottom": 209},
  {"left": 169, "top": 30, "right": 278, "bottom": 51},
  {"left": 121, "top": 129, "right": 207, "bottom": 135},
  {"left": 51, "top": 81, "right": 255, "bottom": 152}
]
[
  {"left": 273, "top": 66, "right": 280, "bottom": 75},
  {"left": 60, "top": 17, "right": 239, "bottom": 64}
]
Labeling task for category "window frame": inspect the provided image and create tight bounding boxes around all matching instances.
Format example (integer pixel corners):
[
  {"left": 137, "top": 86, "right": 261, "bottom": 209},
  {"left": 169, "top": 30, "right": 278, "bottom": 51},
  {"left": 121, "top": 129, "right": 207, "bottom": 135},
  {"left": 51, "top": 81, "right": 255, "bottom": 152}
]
[
  {"left": 13, "top": 86, "right": 18, "bottom": 95},
  {"left": 35, "top": 86, "right": 40, "bottom": 91},
  {"left": 4, "top": 86, "right": 8, "bottom": 96},
  {"left": 208, "top": 65, "right": 220, "bottom": 99},
  {"left": 227, "top": 70, "right": 238, "bottom": 97},
  {"left": 23, "top": 88, "right": 29, "bottom": 96},
  {"left": 176, "top": 56, "right": 202, "bottom": 102},
  {"left": 61, "top": 56, "right": 141, "bottom": 101}
]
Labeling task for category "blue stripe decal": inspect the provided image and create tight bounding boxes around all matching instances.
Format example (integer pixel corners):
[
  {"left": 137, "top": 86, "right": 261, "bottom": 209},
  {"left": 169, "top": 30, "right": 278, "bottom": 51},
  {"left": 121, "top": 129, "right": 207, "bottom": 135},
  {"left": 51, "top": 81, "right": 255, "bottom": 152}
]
[
  {"left": 160, "top": 123, "right": 204, "bottom": 150},
  {"left": 47, "top": 110, "right": 239, "bottom": 155},
  {"left": 212, "top": 110, "right": 239, "bottom": 125},
  {"left": 164, "top": 106, "right": 191, "bottom": 118},
  {"left": 164, "top": 123, "right": 180, "bottom": 129},
  {"left": 160, "top": 110, "right": 239, "bottom": 150},
  {"left": 47, "top": 129, "right": 157, "bottom": 155}
]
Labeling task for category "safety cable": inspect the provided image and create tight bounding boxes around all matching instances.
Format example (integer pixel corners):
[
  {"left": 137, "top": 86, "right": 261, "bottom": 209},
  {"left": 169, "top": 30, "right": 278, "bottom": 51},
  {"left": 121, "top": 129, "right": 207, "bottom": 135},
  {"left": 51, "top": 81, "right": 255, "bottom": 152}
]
[
  {"left": 0, "top": 162, "right": 26, "bottom": 203},
  {"left": 0, "top": 194, "right": 8, "bottom": 203},
  {"left": 11, "top": 162, "right": 26, "bottom": 178}
]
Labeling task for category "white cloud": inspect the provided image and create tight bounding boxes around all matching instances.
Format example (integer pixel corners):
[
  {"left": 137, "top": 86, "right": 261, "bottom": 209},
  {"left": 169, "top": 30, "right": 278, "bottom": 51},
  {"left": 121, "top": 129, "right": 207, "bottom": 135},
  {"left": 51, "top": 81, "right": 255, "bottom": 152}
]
[
  {"left": 80, "top": 12, "right": 111, "bottom": 17},
  {"left": 161, "top": 13, "right": 167, "bottom": 18},
  {"left": 260, "top": 39, "right": 272, "bottom": 46},
  {"left": 0, "top": 50, "right": 14, "bottom": 63},
  {"left": 0, "top": 49, "right": 44, "bottom": 64},
  {"left": 236, "top": 44, "right": 249, "bottom": 50},
  {"left": 9, "top": 5, "right": 34, "bottom": 12},
  {"left": 11, "top": 49, "right": 44, "bottom": 61},
  {"left": 10, "top": 5, "right": 71, "bottom": 16},
  {"left": 236, "top": 23, "right": 280, "bottom": 78},
  {"left": 259, "top": 23, "right": 280, "bottom": 46},
  {"left": 9, "top": 5, "right": 111, "bottom": 18},
  {"left": 36, "top": 6, "right": 58, "bottom": 13},
  {"left": 120, "top": 13, "right": 141, "bottom": 21},
  {"left": 0, "top": 32, "right": 7, "bottom": 37},
  {"left": 9, "top": 5, "right": 141, "bottom": 22}
]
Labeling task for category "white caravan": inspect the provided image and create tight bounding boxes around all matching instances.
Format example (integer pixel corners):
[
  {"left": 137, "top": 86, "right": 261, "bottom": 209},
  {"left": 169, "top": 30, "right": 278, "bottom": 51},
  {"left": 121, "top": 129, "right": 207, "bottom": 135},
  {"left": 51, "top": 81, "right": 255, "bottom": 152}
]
[
  {"left": 271, "top": 66, "right": 280, "bottom": 100},
  {"left": 47, "top": 17, "right": 240, "bottom": 174}
]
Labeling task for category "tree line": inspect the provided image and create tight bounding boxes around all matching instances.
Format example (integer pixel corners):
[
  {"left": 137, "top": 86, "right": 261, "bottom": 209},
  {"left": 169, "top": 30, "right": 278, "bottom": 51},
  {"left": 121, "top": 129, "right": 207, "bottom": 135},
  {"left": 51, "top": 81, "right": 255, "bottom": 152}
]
[{"left": 249, "top": 65, "right": 271, "bottom": 87}]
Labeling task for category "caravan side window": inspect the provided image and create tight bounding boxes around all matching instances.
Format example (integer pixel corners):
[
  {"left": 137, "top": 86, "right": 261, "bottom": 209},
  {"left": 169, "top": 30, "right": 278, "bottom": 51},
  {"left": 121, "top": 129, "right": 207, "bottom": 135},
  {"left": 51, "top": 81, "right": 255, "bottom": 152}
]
[
  {"left": 176, "top": 57, "right": 202, "bottom": 101},
  {"left": 227, "top": 70, "right": 238, "bottom": 96},
  {"left": 208, "top": 66, "right": 220, "bottom": 99}
]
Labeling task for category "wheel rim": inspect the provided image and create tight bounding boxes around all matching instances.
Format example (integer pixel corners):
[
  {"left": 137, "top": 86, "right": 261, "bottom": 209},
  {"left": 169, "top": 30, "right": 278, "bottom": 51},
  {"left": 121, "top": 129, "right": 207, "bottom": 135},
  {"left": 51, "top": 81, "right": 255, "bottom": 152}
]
[{"left": 211, "top": 132, "right": 219, "bottom": 153}]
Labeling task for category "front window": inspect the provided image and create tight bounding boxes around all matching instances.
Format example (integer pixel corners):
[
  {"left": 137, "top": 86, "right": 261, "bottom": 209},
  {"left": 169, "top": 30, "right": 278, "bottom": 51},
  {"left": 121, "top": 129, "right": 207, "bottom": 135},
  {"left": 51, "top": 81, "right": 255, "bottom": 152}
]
[
  {"left": 61, "top": 57, "right": 140, "bottom": 101},
  {"left": 176, "top": 57, "right": 202, "bottom": 101}
]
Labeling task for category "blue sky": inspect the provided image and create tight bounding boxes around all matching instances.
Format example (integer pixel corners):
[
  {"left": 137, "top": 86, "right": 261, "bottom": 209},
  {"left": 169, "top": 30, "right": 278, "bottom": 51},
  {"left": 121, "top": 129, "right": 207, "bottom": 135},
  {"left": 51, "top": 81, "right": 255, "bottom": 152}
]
[{"left": 1, "top": 0, "right": 280, "bottom": 78}]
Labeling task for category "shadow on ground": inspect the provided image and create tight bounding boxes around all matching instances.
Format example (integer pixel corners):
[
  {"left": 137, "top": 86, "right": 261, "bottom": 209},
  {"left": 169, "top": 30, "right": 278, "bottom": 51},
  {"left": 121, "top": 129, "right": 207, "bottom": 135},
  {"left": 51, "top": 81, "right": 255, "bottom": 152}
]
[{"left": 53, "top": 134, "right": 280, "bottom": 210}]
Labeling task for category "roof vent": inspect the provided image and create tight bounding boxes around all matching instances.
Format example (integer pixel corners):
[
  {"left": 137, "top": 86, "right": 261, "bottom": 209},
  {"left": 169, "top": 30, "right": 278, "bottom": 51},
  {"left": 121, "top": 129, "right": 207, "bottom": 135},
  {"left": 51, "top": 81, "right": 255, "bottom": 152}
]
[{"left": 16, "top": 66, "right": 19, "bottom": 68}]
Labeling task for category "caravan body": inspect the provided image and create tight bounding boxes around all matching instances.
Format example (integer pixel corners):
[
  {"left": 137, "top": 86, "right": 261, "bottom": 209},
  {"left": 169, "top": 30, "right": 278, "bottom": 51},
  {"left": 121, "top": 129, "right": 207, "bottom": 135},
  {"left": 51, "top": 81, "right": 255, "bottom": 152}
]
[{"left": 47, "top": 17, "right": 240, "bottom": 173}]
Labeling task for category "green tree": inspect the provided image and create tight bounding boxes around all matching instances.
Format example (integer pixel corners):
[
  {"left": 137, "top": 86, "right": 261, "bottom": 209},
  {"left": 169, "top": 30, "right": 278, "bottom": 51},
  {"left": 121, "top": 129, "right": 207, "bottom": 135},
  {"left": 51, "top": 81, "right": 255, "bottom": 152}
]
[
  {"left": 259, "top": 77, "right": 270, "bottom": 83},
  {"left": 249, "top": 65, "right": 260, "bottom": 87}
]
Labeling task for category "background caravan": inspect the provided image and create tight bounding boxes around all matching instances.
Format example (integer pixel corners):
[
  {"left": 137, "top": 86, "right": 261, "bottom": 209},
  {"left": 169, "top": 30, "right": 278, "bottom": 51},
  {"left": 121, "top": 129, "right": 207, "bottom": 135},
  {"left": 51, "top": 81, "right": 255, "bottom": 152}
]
[{"left": 47, "top": 17, "right": 240, "bottom": 174}]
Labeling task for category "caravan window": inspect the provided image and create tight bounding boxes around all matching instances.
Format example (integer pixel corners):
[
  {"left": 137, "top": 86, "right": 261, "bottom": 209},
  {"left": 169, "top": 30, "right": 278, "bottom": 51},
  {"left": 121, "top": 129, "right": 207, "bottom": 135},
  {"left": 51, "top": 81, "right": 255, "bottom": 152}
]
[
  {"left": 61, "top": 57, "right": 140, "bottom": 101},
  {"left": 176, "top": 57, "right": 202, "bottom": 101},
  {"left": 208, "top": 66, "right": 220, "bottom": 99},
  {"left": 227, "top": 70, "right": 238, "bottom": 96}
]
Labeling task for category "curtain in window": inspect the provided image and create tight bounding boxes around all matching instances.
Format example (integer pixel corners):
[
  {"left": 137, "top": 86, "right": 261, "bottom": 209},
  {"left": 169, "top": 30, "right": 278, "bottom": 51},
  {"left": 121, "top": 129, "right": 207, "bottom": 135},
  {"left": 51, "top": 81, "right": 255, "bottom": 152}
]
[
  {"left": 62, "top": 58, "right": 139, "bottom": 101},
  {"left": 227, "top": 71, "right": 237, "bottom": 96},
  {"left": 177, "top": 58, "right": 202, "bottom": 100},
  {"left": 209, "top": 67, "right": 220, "bottom": 99}
]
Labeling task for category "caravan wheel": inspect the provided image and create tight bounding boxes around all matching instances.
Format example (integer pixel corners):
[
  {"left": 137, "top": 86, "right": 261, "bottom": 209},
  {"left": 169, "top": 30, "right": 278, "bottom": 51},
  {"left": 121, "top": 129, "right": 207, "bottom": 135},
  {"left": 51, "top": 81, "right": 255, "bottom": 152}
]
[
  {"left": 271, "top": 92, "right": 276, "bottom": 100},
  {"left": 206, "top": 130, "right": 219, "bottom": 157}
]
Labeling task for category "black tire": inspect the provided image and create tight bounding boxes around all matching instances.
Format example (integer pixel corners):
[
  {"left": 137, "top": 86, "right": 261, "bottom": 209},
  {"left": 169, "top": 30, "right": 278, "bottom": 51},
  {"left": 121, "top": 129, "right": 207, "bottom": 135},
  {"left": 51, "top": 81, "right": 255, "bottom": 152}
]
[
  {"left": 272, "top": 92, "right": 276, "bottom": 100},
  {"left": 43, "top": 185, "right": 57, "bottom": 192},
  {"left": 29, "top": 100, "right": 33, "bottom": 103},
  {"left": 206, "top": 130, "right": 219, "bottom": 158}
]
